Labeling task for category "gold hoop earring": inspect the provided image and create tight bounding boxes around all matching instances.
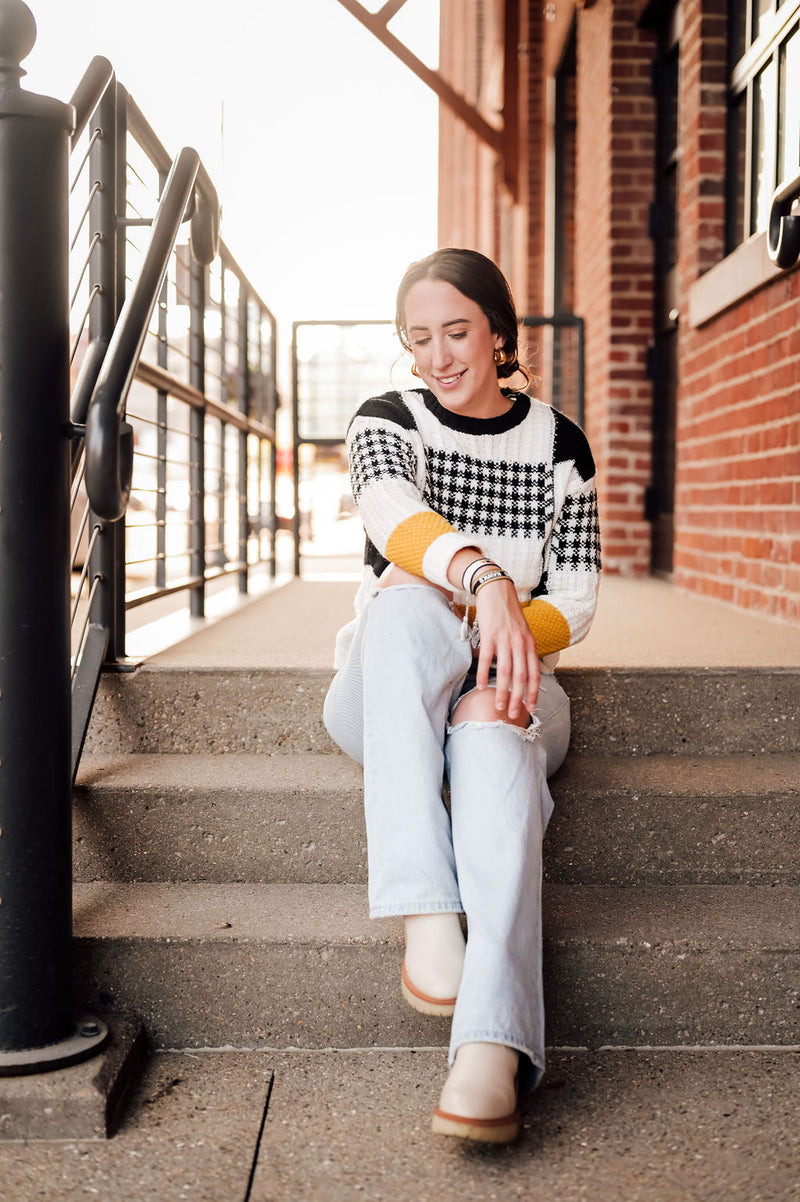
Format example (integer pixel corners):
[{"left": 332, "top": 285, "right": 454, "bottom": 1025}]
[
  {"left": 494, "top": 348, "right": 508, "bottom": 366},
  {"left": 411, "top": 362, "right": 421, "bottom": 378}
]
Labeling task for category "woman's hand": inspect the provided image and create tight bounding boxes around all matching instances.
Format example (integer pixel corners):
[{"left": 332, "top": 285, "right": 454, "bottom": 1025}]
[
  {"left": 474, "top": 579, "right": 540, "bottom": 718},
  {"left": 445, "top": 548, "right": 540, "bottom": 718}
]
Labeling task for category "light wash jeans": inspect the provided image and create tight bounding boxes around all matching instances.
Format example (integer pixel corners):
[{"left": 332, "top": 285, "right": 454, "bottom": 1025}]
[{"left": 322, "top": 584, "right": 571, "bottom": 1091}]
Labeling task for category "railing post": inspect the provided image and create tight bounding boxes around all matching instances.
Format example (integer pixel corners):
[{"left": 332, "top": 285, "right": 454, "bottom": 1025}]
[
  {"left": 0, "top": 0, "right": 106, "bottom": 1069},
  {"left": 88, "top": 75, "right": 126, "bottom": 664},
  {"left": 291, "top": 321, "right": 302, "bottom": 577},
  {"left": 189, "top": 254, "right": 207, "bottom": 617},
  {"left": 156, "top": 167, "right": 169, "bottom": 593},
  {"left": 237, "top": 288, "right": 249, "bottom": 594}
]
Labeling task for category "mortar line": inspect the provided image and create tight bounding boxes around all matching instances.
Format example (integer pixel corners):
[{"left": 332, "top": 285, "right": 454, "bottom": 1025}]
[{"left": 158, "top": 1043, "right": 800, "bottom": 1055}]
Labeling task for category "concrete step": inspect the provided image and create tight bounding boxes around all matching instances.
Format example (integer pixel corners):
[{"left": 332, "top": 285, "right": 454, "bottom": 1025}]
[
  {"left": 74, "top": 752, "right": 800, "bottom": 886},
  {"left": 85, "top": 664, "right": 800, "bottom": 757},
  {"left": 546, "top": 751, "right": 800, "bottom": 885},
  {"left": 73, "top": 881, "right": 800, "bottom": 1050},
  {"left": 73, "top": 753, "right": 369, "bottom": 885},
  {"left": 4, "top": 1047, "right": 799, "bottom": 1199}
]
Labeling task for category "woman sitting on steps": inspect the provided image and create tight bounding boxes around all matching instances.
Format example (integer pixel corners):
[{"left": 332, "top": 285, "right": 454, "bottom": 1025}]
[{"left": 323, "top": 247, "right": 601, "bottom": 1143}]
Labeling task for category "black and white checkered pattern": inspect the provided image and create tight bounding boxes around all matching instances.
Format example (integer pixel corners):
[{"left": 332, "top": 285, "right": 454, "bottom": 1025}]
[
  {"left": 349, "top": 428, "right": 418, "bottom": 501},
  {"left": 343, "top": 390, "right": 601, "bottom": 646},
  {"left": 550, "top": 492, "right": 602, "bottom": 571},
  {"left": 423, "top": 449, "right": 554, "bottom": 539}
]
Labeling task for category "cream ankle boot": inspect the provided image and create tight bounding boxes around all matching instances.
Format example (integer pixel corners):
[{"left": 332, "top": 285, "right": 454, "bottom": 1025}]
[
  {"left": 401, "top": 913, "right": 466, "bottom": 1017},
  {"left": 432, "top": 1042, "right": 520, "bottom": 1143}
]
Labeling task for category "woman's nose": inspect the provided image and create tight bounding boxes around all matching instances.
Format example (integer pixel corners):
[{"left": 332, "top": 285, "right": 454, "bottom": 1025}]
[{"left": 431, "top": 338, "right": 453, "bottom": 369}]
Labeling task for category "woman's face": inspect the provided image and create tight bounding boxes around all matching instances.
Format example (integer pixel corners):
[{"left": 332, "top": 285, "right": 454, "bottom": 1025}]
[{"left": 403, "top": 278, "right": 507, "bottom": 419}]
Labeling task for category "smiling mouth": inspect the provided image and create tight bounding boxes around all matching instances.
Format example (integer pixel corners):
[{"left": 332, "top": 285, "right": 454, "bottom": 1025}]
[{"left": 435, "top": 370, "right": 466, "bottom": 386}]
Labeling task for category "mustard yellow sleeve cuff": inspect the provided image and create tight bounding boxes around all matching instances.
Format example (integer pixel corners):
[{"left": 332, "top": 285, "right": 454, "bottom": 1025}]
[
  {"left": 521, "top": 599, "right": 572, "bottom": 656},
  {"left": 385, "top": 511, "right": 461, "bottom": 580}
]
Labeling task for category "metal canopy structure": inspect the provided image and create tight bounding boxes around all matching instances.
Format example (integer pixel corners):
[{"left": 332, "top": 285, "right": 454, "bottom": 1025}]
[{"left": 333, "top": 0, "right": 519, "bottom": 197}]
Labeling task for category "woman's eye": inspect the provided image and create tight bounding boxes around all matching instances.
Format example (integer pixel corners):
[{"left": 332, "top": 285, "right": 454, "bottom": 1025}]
[
  {"left": 450, "top": 331, "right": 467, "bottom": 340},
  {"left": 411, "top": 338, "right": 430, "bottom": 347}
]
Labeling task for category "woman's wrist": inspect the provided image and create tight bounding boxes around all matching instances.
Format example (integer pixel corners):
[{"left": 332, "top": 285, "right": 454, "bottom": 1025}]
[
  {"left": 461, "top": 557, "right": 493, "bottom": 594},
  {"left": 448, "top": 549, "right": 513, "bottom": 595}
]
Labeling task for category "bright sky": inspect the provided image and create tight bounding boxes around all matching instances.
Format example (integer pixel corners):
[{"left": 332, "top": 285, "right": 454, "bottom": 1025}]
[{"left": 22, "top": 0, "right": 440, "bottom": 330}]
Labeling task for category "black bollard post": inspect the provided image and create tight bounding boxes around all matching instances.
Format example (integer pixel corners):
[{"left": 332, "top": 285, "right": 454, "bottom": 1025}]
[{"left": 0, "top": 0, "right": 106, "bottom": 1071}]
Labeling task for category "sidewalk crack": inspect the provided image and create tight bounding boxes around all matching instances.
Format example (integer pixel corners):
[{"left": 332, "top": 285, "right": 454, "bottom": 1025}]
[{"left": 242, "top": 1069, "right": 275, "bottom": 1202}]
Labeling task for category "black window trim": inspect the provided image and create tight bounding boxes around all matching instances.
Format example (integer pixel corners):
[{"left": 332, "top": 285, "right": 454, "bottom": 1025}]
[
  {"left": 691, "top": 0, "right": 800, "bottom": 324},
  {"left": 730, "top": 0, "right": 800, "bottom": 94}
]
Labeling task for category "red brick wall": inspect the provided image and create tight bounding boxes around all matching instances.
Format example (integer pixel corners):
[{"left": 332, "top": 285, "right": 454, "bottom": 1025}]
[
  {"left": 436, "top": 0, "right": 800, "bottom": 622},
  {"left": 438, "top": 0, "right": 545, "bottom": 316},
  {"left": 575, "top": 0, "right": 655, "bottom": 576},
  {"left": 675, "top": 0, "right": 800, "bottom": 623},
  {"left": 677, "top": 279, "right": 800, "bottom": 622},
  {"left": 523, "top": 3, "right": 546, "bottom": 317},
  {"left": 439, "top": 0, "right": 500, "bottom": 261}
]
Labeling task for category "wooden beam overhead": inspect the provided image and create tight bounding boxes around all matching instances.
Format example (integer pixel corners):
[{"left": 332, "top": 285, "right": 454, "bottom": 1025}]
[
  {"left": 377, "top": 0, "right": 410, "bottom": 22},
  {"left": 334, "top": 0, "right": 504, "bottom": 159}
]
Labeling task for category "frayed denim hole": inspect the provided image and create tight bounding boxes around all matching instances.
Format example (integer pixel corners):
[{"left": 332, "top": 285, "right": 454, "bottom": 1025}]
[{"left": 445, "top": 716, "right": 542, "bottom": 741}]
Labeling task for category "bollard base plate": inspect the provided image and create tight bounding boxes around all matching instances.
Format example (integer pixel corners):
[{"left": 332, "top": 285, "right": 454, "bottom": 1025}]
[
  {"left": 0, "top": 1016, "right": 109, "bottom": 1077},
  {"left": 0, "top": 1016, "right": 146, "bottom": 1140}
]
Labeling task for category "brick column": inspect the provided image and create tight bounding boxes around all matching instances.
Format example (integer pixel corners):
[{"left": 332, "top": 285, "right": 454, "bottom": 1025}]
[{"left": 575, "top": 0, "right": 655, "bottom": 575}]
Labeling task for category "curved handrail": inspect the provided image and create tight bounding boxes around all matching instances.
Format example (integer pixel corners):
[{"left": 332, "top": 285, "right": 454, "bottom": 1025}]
[
  {"left": 191, "top": 159, "right": 220, "bottom": 265},
  {"left": 768, "top": 168, "right": 800, "bottom": 270},
  {"left": 69, "top": 55, "right": 114, "bottom": 150},
  {"left": 84, "top": 145, "right": 201, "bottom": 521},
  {"left": 126, "top": 93, "right": 220, "bottom": 264}
]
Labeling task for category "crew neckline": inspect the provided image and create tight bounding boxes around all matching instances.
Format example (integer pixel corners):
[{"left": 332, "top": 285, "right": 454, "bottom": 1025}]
[{"left": 418, "top": 388, "right": 530, "bottom": 435}]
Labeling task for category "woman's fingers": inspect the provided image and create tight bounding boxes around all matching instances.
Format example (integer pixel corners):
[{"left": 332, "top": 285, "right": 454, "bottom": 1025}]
[
  {"left": 474, "top": 580, "right": 540, "bottom": 715},
  {"left": 503, "top": 631, "right": 534, "bottom": 718},
  {"left": 524, "top": 645, "right": 541, "bottom": 713},
  {"left": 492, "top": 634, "right": 512, "bottom": 709},
  {"left": 475, "top": 638, "right": 494, "bottom": 691}
]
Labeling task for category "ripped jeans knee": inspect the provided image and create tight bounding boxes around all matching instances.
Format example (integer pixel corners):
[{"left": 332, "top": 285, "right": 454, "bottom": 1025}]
[{"left": 447, "top": 712, "right": 543, "bottom": 742}]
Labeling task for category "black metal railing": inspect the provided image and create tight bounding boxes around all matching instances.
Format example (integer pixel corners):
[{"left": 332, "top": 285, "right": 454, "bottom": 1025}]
[
  {"left": 290, "top": 315, "right": 586, "bottom": 575},
  {"left": 520, "top": 314, "right": 585, "bottom": 430},
  {"left": 291, "top": 319, "right": 410, "bottom": 575},
  {"left": 768, "top": 168, "right": 800, "bottom": 270},
  {"left": 68, "top": 72, "right": 280, "bottom": 775},
  {"left": 0, "top": 0, "right": 280, "bottom": 1074}
]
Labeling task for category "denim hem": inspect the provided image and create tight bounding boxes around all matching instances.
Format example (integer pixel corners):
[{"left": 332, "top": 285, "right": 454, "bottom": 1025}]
[
  {"left": 369, "top": 900, "right": 464, "bottom": 919},
  {"left": 449, "top": 1032, "right": 545, "bottom": 1095}
]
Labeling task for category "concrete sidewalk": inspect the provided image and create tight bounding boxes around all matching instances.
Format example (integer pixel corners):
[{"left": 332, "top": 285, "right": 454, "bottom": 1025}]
[
  {"left": 149, "top": 574, "right": 800, "bottom": 670},
  {"left": 5, "top": 1047, "right": 799, "bottom": 1200}
]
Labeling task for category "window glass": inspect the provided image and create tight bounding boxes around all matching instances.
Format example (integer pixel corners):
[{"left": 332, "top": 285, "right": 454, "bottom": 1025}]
[
  {"left": 779, "top": 25, "right": 800, "bottom": 181},
  {"left": 726, "top": 0, "right": 800, "bottom": 251},
  {"left": 751, "top": 60, "right": 778, "bottom": 233}
]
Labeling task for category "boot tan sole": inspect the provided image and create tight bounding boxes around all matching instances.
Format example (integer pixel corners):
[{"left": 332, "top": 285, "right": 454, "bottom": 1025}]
[
  {"left": 431, "top": 1106, "right": 521, "bottom": 1144},
  {"left": 401, "top": 962, "right": 457, "bottom": 1017}
]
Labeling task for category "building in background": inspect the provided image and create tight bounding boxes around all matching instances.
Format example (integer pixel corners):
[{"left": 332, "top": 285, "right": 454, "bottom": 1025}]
[{"left": 434, "top": 0, "right": 799, "bottom": 623}]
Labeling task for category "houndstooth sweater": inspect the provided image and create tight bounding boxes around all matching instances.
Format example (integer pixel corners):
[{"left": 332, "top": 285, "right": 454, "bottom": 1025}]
[{"left": 339, "top": 387, "right": 600, "bottom": 666}]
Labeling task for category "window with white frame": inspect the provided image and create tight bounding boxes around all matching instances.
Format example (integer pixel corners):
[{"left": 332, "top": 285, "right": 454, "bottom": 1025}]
[{"left": 727, "top": 0, "right": 800, "bottom": 251}]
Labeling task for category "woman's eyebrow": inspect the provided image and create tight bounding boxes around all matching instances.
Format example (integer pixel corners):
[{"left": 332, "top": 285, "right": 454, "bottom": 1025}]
[{"left": 408, "top": 318, "right": 472, "bottom": 332}]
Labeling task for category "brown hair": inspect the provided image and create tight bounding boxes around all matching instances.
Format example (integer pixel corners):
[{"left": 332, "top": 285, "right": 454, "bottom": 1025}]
[{"left": 395, "top": 248, "right": 530, "bottom": 385}]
